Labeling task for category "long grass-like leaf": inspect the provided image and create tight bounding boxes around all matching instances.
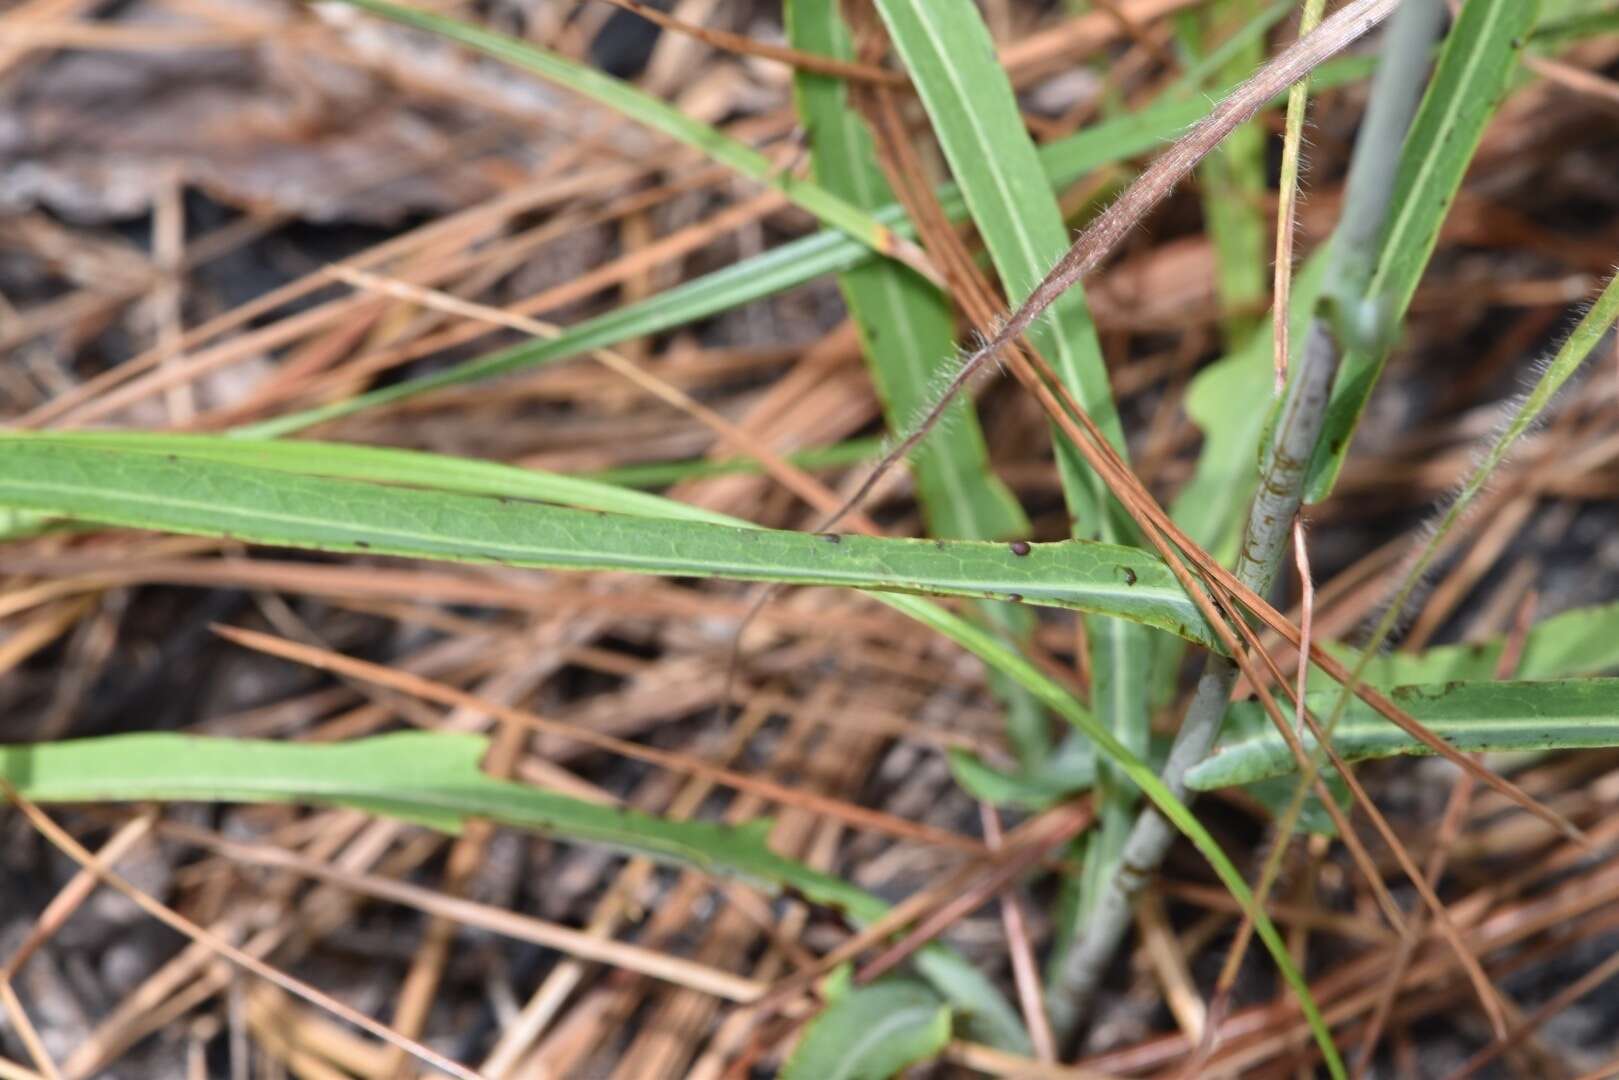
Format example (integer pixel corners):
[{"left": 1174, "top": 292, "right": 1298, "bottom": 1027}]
[
  {"left": 1305, "top": 0, "right": 1541, "bottom": 500},
  {"left": 784, "top": 1, "right": 1024, "bottom": 547},
  {"left": 1187, "top": 678, "right": 1619, "bottom": 789},
  {"left": 874, "top": 0, "right": 1125, "bottom": 470},
  {"left": 0, "top": 731, "right": 812, "bottom": 871},
  {"left": 0, "top": 436, "right": 1211, "bottom": 644},
  {"left": 0, "top": 728, "right": 1025, "bottom": 1042}
]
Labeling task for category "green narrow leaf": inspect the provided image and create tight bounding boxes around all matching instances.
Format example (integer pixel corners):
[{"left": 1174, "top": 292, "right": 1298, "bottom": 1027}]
[
  {"left": 783, "top": 978, "right": 951, "bottom": 1080},
  {"left": 785, "top": 0, "right": 1025, "bottom": 547},
  {"left": 0, "top": 731, "right": 862, "bottom": 902},
  {"left": 0, "top": 436, "right": 1212, "bottom": 646},
  {"left": 1305, "top": 0, "right": 1541, "bottom": 500},
  {"left": 1186, "top": 678, "right": 1619, "bottom": 790},
  {"left": 333, "top": 0, "right": 911, "bottom": 265},
  {"left": 0, "top": 728, "right": 1017, "bottom": 1041},
  {"left": 784, "top": 0, "right": 1048, "bottom": 765},
  {"left": 873, "top": 0, "right": 1125, "bottom": 473},
  {"left": 946, "top": 741, "right": 1096, "bottom": 811}
]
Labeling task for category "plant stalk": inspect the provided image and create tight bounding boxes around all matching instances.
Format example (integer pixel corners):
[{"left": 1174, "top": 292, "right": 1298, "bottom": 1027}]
[{"left": 1047, "top": 0, "right": 1449, "bottom": 1038}]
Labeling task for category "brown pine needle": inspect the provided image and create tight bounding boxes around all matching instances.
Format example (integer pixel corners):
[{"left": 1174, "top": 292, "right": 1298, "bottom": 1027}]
[
  {"left": 593, "top": 0, "right": 905, "bottom": 85},
  {"left": 1, "top": 783, "right": 485, "bottom": 1080},
  {"left": 212, "top": 623, "right": 991, "bottom": 856}
]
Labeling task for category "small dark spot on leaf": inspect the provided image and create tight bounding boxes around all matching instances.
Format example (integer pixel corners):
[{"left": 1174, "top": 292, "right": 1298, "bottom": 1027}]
[
  {"left": 497, "top": 496, "right": 511, "bottom": 505},
  {"left": 935, "top": 539, "right": 947, "bottom": 549},
  {"left": 1120, "top": 566, "right": 1137, "bottom": 586},
  {"left": 819, "top": 532, "right": 841, "bottom": 544},
  {"left": 1009, "top": 540, "right": 1031, "bottom": 557},
  {"left": 166, "top": 454, "right": 178, "bottom": 463},
  {"left": 1008, "top": 593, "right": 1023, "bottom": 603},
  {"left": 355, "top": 540, "right": 371, "bottom": 549}
]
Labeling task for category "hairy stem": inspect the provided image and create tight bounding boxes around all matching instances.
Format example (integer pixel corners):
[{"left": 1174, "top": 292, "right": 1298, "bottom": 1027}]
[
  {"left": 1048, "top": 321, "right": 1342, "bottom": 1036},
  {"left": 1048, "top": 0, "right": 1448, "bottom": 1037}
]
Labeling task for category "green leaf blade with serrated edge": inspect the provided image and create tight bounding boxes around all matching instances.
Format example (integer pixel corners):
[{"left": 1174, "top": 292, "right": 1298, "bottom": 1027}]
[
  {"left": 1305, "top": 0, "right": 1541, "bottom": 501},
  {"left": 1186, "top": 678, "right": 1619, "bottom": 791},
  {"left": 784, "top": 977, "right": 951, "bottom": 1080}
]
